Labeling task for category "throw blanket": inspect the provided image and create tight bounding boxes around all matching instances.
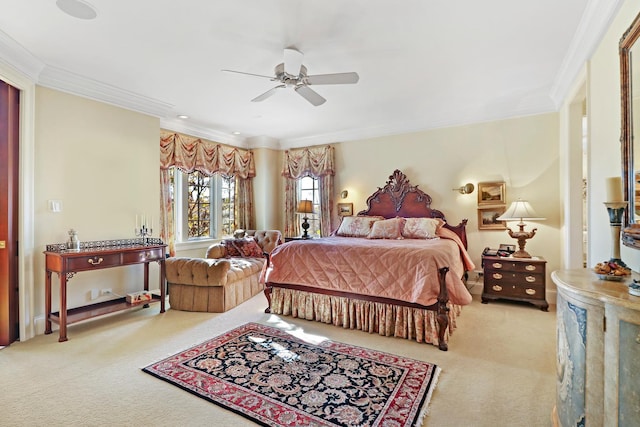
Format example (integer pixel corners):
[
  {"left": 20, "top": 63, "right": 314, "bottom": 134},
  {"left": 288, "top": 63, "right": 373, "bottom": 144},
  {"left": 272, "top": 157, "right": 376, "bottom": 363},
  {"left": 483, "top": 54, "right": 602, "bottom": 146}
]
[{"left": 264, "top": 233, "right": 473, "bottom": 307}]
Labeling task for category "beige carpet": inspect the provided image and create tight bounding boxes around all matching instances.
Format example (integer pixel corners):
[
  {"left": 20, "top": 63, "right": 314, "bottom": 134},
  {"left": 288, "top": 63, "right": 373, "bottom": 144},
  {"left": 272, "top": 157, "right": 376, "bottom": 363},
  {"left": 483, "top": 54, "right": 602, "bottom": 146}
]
[{"left": 0, "top": 295, "right": 556, "bottom": 426}]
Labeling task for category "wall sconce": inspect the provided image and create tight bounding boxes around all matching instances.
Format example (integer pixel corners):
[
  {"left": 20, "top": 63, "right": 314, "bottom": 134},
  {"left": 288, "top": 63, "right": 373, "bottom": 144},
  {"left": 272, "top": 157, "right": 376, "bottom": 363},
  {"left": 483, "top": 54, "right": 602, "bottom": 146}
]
[
  {"left": 340, "top": 190, "right": 348, "bottom": 199},
  {"left": 453, "top": 183, "right": 475, "bottom": 194}
]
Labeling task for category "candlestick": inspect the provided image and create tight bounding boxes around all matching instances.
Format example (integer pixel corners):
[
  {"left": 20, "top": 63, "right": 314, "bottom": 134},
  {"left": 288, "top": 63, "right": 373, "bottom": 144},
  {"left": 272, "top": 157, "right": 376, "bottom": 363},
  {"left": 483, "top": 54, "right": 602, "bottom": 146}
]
[
  {"left": 605, "top": 177, "right": 623, "bottom": 202},
  {"left": 604, "top": 201, "right": 628, "bottom": 267}
]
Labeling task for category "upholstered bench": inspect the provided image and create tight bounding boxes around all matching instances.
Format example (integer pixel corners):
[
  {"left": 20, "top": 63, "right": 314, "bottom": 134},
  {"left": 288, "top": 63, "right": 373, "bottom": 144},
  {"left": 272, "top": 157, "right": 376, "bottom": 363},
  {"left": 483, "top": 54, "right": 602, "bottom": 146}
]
[{"left": 165, "top": 230, "right": 282, "bottom": 312}]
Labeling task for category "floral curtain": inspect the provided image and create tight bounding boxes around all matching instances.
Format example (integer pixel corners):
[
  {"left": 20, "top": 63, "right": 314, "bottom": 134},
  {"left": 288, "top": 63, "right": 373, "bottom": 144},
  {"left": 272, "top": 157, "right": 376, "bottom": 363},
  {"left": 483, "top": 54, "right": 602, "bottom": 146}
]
[
  {"left": 284, "top": 178, "right": 301, "bottom": 238},
  {"left": 235, "top": 176, "right": 254, "bottom": 231},
  {"left": 159, "top": 130, "right": 256, "bottom": 254},
  {"left": 159, "top": 168, "right": 175, "bottom": 256},
  {"left": 282, "top": 145, "right": 334, "bottom": 237}
]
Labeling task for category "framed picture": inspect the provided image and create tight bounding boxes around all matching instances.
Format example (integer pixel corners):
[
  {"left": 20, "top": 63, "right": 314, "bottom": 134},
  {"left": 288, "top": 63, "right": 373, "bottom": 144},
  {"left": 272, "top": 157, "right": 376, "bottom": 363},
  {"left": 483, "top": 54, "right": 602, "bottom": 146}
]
[
  {"left": 478, "top": 206, "right": 507, "bottom": 230},
  {"left": 338, "top": 202, "right": 353, "bottom": 216},
  {"left": 478, "top": 181, "right": 506, "bottom": 205}
]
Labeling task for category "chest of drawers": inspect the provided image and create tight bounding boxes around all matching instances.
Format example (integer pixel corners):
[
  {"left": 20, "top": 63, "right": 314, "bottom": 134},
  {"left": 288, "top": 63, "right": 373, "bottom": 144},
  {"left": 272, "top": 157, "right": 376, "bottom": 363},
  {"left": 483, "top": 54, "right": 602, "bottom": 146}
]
[{"left": 481, "top": 255, "right": 548, "bottom": 311}]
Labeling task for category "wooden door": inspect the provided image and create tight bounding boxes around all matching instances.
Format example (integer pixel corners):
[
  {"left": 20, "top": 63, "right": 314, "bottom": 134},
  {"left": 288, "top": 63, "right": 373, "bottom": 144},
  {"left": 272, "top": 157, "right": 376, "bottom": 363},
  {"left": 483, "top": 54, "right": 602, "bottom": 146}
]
[{"left": 0, "top": 80, "right": 20, "bottom": 345}]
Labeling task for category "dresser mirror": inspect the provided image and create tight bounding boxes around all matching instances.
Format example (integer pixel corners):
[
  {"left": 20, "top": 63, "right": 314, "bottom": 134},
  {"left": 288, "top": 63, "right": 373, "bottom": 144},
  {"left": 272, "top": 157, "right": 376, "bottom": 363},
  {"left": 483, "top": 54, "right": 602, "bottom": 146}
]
[{"left": 620, "top": 11, "right": 640, "bottom": 248}]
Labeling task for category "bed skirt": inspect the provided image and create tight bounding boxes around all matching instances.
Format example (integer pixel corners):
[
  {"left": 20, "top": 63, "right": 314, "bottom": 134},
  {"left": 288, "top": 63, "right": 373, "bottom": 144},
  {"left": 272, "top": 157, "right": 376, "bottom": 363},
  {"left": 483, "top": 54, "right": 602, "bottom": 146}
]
[{"left": 269, "top": 287, "right": 462, "bottom": 346}]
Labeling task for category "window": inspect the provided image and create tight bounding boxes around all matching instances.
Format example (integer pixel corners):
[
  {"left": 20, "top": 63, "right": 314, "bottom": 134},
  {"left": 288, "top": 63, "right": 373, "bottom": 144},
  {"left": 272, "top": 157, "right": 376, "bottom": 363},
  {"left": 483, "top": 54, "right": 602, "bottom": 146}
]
[
  {"left": 299, "top": 175, "right": 321, "bottom": 237},
  {"left": 172, "top": 167, "right": 235, "bottom": 242}
]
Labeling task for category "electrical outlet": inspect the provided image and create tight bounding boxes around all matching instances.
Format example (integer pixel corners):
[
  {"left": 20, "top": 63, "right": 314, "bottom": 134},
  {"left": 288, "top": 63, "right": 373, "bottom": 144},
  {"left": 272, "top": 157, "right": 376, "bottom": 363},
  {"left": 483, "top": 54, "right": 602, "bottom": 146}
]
[
  {"left": 90, "top": 289, "right": 99, "bottom": 300},
  {"left": 101, "top": 288, "right": 112, "bottom": 296}
]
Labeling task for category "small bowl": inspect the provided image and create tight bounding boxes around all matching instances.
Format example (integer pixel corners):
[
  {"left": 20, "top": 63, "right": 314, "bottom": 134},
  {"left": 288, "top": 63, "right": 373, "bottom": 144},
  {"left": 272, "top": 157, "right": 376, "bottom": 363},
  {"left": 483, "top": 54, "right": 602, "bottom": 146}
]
[{"left": 597, "top": 274, "right": 625, "bottom": 282}]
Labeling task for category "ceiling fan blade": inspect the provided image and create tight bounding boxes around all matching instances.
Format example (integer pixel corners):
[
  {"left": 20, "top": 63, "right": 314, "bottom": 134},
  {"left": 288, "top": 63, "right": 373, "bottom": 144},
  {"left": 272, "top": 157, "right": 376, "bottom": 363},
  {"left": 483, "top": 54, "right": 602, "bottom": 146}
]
[
  {"left": 222, "top": 69, "right": 274, "bottom": 79},
  {"left": 283, "top": 48, "right": 303, "bottom": 76},
  {"left": 295, "top": 85, "right": 326, "bottom": 106},
  {"left": 251, "top": 85, "right": 285, "bottom": 102},
  {"left": 306, "top": 72, "right": 359, "bottom": 85}
]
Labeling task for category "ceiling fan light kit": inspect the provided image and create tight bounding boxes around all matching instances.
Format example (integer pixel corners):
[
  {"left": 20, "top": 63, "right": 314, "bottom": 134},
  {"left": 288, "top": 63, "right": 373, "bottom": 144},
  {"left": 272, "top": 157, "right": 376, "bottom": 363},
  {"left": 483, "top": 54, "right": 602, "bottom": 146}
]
[{"left": 223, "top": 48, "right": 359, "bottom": 106}]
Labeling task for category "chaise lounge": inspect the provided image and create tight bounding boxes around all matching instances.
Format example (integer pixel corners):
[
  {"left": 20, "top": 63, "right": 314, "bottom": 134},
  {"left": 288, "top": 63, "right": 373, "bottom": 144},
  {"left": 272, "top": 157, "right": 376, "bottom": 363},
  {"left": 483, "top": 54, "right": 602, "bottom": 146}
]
[{"left": 165, "top": 230, "right": 282, "bottom": 313}]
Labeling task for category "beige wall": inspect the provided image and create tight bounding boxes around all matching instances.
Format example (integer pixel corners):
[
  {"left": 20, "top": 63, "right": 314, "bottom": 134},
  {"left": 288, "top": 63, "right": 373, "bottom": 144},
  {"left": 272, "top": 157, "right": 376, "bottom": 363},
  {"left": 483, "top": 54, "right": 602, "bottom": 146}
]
[
  {"left": 331, "top": 113, "right": 561, "bottom": 296},
  {"left": 581, "top": 0, "right": 640, "bottom": 268},
  {"left": 34, "top": 87, "right": 161, "bottom": 323}
]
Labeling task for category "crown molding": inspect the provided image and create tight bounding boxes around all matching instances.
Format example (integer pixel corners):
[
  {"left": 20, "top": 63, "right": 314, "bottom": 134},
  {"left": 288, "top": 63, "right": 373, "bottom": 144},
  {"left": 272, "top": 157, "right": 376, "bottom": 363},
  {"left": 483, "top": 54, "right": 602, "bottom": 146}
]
[
  {"left": 246, "top": 135, "right": 281, "bottom": 150},
  {"left": 38, "top": 65, "right": 174, "bottom": 118},
  {"left": 160, "top": 118, "right": 248, "bottom": 148},
  {"left": 549, "top": 0, "right": 624, "bottom": 107},
  {"left": 280, "top": 101, "right": 556, "bottom": 148},
  {"left": 0, "top": 29, "right": 44, "bottom": 82}
]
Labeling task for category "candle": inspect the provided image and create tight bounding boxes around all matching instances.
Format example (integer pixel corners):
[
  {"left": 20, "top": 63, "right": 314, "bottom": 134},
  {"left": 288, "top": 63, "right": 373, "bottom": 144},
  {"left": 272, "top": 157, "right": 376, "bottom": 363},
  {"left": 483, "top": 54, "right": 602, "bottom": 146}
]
[
  {"left": 606, "top": 177, "right": 623, "bottom": 202},
  {"left": 136, "top": 214, "right": 139, "bottom": 229}
]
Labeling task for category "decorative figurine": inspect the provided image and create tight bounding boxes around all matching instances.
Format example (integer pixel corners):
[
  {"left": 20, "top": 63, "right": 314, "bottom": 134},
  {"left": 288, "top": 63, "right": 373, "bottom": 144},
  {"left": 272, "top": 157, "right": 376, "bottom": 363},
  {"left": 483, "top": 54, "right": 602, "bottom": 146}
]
[{"left": 67, "top": 229, "right": 80, "bottom": 251}]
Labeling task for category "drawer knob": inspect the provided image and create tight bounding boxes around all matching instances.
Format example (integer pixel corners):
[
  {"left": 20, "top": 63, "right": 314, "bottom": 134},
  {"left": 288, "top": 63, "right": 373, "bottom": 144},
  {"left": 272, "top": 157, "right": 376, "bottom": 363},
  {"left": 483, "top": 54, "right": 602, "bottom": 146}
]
[
  {"left": 525, "top": 265, "right": 537, "bottom": 271},
  {"left": 525, "top": 288, "right": 536, "bottom": 295},
  {"left": 525, "top": 276, "right": 536, "bottom": 283},
  {"left": 492, "top": 273, "right": 503, "bottom": 280},
  {"left": 492, "top": 262, "right": 503, "bottom": 269},
  {"left": 492, "top": 285, "right": 503, "bottom": 292},
  {"left": 145, "top": 251, "right": 152, "bottom": 258},
  {"left": 88, "top": 257, "right": 103, "bottom": 265}
]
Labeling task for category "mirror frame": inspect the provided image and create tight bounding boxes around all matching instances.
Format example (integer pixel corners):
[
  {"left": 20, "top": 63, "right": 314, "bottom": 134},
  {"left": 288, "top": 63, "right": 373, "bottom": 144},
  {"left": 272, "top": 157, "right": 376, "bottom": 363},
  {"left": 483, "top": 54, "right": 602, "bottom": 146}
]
[{"left": 620, "top": 11, "right": 640, "bottom": 249}]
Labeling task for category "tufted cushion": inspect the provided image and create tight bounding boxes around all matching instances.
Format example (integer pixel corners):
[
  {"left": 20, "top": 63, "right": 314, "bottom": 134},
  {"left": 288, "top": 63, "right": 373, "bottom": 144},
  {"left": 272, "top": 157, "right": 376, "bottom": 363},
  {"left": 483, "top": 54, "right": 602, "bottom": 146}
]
[
  {"left": 165, "top": 257, "right": 231, "bottom": 287},
  {"left": 248, "top": 230, "right": 282, "bottom": 254}
]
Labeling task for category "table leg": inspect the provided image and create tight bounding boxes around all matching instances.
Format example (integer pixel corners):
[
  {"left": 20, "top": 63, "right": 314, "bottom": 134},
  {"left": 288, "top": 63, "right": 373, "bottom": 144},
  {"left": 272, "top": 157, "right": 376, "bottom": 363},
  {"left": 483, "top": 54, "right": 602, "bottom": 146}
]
[
  {"left": 58, "top": 273, "right": 68, "bottom": 342},
  {"left": 159, "top": 260, "right": 166, "bottom": 313},
  {"left": 45, "top": 270, "right": 52, "bottom": 335}
]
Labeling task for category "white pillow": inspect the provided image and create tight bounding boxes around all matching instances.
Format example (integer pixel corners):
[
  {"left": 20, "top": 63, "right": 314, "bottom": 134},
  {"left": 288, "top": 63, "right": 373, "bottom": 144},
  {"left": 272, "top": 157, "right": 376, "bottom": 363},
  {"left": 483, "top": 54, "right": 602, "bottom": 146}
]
[
  {"left": 367, "top": 217, "right": 405, "bottom": 239},
  {"left": 402, "top": 217, "right": 444, "bottom": 239},
  {"left": 336, "top": 216, "right": 384, "bottom": 237}
]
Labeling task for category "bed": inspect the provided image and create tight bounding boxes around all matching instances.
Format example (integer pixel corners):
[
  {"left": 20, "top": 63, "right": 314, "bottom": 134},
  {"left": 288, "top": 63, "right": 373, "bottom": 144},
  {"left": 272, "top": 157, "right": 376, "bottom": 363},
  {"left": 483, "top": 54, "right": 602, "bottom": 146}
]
[{"left": 263, "top": 170, "right": 474, "bottom": 350}]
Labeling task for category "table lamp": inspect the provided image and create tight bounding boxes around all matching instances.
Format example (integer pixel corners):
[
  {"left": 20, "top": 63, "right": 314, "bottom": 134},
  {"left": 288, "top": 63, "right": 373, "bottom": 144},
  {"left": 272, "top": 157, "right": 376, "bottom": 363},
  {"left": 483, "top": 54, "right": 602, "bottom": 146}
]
[
  {"left": 496, "top": 199, "right": 546, "bottom": 258},
  {"left": 297, "top": 199, "right": 314, "bottom": 239}
]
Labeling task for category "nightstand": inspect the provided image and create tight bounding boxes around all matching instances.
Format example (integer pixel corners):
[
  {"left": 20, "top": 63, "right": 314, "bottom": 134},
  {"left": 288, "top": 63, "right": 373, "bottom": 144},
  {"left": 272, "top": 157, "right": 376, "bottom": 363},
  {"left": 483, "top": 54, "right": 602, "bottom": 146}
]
[
  {"left": 481, "top": 255, "right": 548, "bottom": 311},
  {"left": 284, "top": 236, "right": 315, "bottom": 242}
]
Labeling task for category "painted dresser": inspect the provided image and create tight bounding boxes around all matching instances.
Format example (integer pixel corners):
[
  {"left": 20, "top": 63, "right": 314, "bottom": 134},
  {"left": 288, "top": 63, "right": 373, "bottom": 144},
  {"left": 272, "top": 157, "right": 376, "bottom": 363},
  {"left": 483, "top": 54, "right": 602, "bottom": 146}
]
[{"left": 552, "top": 270, "right": 640, "bottom": 427}]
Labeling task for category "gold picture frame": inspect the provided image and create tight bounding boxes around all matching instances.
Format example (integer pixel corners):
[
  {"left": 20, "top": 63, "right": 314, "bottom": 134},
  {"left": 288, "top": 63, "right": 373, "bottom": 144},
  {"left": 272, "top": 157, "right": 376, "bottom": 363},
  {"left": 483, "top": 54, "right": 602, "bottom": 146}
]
[
  {"left": 338, "top": 203, "right": 353, "bottom": 216},
  {"left": 478, "top": 206, "right": 507, "bottom": 230},
  {"left": 478, "top": 181, "right": 506, "bottom": 205}
]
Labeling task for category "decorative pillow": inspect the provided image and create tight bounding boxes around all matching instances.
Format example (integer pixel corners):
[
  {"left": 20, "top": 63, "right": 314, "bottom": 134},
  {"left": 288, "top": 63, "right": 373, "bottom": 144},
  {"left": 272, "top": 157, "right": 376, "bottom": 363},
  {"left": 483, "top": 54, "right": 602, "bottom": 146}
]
[
  {"left": 336, "top": 215, "right": 384, "bottom": 237},
  {"left": 223, "top": 238, "right": 264, "bottom": 258},
  {"left": 234, "top": 238, "right": 264, "bottom": 258},
  {"left": 222, "top": 239, "right": 243, "bottom": 257},
  {"left": 402, "top": 217, "right": 444, "bottom": 239},
  {"left": 367, "top": 217, "right": 405, "bottom": 239}
]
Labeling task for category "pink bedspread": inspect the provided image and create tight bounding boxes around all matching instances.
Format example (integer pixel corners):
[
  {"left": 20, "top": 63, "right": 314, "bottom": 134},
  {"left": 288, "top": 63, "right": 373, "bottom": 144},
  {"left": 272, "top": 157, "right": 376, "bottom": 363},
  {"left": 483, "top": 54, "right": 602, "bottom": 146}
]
[{"left": 264, "top": 234, "right": 474, "bottom": 307}]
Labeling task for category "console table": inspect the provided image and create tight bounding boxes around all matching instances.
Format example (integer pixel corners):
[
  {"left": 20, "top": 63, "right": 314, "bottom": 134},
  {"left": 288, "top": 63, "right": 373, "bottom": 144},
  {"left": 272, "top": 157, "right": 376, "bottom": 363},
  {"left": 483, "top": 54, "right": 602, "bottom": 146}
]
[
  {"left": 44, "top": 240, "right": 167, "bottom": 342},
  {"left": 552, "top": 269, "right": 640, "bottom": 426}
]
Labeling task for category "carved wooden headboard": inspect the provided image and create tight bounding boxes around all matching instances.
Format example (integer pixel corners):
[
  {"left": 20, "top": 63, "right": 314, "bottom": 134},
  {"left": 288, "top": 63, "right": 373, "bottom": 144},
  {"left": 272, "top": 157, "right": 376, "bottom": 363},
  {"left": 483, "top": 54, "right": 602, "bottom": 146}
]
[{"left": 358, "top": 169, "right": 468, "bottom": 248}]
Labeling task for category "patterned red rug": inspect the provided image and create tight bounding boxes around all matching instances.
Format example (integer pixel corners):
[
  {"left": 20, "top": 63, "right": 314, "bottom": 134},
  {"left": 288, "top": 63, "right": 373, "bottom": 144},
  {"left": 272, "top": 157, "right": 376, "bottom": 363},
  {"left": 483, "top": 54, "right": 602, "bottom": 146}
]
[{"left": 142, "top": 323, "right": 440, "bottom": 426}]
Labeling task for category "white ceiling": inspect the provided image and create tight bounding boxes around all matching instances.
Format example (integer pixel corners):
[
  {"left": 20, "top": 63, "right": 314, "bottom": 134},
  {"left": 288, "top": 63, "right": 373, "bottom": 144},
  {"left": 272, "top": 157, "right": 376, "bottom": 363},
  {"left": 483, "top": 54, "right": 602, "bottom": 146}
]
[{"left": 0, "top": 0, "right": 623, "bottom": 148}]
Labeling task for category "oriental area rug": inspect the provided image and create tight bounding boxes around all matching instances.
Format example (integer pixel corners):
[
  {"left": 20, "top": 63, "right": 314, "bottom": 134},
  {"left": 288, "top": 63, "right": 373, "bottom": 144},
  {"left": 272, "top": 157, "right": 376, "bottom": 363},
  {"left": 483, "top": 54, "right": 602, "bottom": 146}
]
[{"left": 142, "top": 323, "right": 441, "bottom": 427}]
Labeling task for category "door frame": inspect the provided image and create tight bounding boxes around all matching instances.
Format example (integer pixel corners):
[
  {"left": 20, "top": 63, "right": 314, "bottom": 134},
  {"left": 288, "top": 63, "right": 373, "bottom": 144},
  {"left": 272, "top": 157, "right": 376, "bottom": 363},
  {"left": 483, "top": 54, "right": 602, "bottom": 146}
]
[{"left": 0, "top": 63, "right": 36, "bottom": 342}]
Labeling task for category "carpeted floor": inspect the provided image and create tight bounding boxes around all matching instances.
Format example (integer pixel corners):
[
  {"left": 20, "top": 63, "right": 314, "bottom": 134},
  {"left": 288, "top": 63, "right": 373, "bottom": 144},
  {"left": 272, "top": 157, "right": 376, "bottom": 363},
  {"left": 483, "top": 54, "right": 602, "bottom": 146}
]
[{"left": 0, "top": 294, "right": 556, "bottom": 426}]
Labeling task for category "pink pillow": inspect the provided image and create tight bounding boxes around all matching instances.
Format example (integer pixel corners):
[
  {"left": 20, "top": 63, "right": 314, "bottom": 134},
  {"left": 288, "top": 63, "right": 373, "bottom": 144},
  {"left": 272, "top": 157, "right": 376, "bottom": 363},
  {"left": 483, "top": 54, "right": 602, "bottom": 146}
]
[
  {"left": 402, "top": 217, "right": 444, "bottom": 239},
  {"left": 336, "top": 216, "right": 384, "bottom": 237},
  {"left": 223, "top": 238, "right": 264, "bottom": 258},
  {"left": 367, "top": 217, "right": 405, "bottom": 239}
]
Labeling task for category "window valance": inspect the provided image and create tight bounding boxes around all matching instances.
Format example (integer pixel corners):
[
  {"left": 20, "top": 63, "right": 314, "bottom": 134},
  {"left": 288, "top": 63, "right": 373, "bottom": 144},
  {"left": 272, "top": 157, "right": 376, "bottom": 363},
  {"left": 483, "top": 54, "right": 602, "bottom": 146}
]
[
  {"left": 282, "top": 145, "right": 334, "bottom": 178},
  {"left": 160, "top": 130, "right": 255, "bottom": 178}
]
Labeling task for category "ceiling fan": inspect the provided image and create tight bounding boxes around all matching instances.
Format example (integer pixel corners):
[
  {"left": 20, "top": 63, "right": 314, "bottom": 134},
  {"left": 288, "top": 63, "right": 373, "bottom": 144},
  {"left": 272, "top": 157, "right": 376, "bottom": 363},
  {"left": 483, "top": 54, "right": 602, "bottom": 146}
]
[{"left": 222, "top": 48, "right": 359, "bottom": 106}]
